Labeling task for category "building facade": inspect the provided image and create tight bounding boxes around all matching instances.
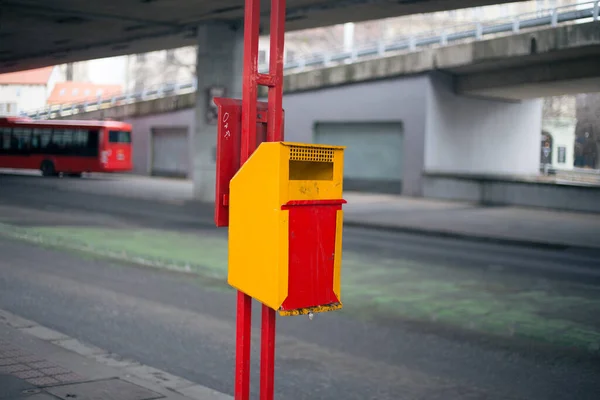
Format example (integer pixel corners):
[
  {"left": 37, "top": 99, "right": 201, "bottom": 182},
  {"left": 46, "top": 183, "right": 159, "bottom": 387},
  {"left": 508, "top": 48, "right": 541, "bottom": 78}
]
[
  {"left": 0, "top": 67, "right": 62, "bottom": 116},
  {"left": 46, "top": 82, "right": 123, "bottom": 105}
]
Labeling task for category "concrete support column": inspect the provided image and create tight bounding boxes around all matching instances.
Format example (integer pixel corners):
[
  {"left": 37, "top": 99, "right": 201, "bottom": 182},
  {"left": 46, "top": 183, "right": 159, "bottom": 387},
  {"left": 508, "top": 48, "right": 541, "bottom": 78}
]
[
  {"left": 425, "top": 72, "right": 542, "bottom": 177},
  {"left": 423, "top": 72, "right": 544, "bottom": 201},
  {"left": 193, "top": 23, "right": 243, "bottom": 202}
]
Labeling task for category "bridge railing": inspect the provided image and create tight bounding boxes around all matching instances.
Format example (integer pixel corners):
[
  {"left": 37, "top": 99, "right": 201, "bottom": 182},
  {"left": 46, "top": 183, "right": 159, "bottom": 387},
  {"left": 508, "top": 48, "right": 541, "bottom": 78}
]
[
  {"left": 272, "top": 1, "right": 599, "bottom": 72},
  {"left": 23, "top": 1, "right": 599, "bottom": 120}
]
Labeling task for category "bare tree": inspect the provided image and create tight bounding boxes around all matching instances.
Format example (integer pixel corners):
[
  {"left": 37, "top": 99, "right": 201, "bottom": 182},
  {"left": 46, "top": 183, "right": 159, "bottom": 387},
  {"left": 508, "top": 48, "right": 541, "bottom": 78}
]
[
  {"left": 163, "top": 48, "right": 197, "bottom": 78},
  {"left": 129, "top": 47, "right": 196, "bottom": 91}
]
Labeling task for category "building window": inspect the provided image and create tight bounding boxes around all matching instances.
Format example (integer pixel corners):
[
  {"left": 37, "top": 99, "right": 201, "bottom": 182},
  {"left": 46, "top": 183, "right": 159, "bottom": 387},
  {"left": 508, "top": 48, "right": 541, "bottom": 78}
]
[
  {"left": 557, "top": 146, "right": 566, "bottom": 164},
  {"left": 72, "top": 88, "right": 79, "bottom": 95},
  {"left": 60, "top": 88, "right": 66, "bottom": 96},
  {"left": 96, "top": 89, "right": 104, "bottom": 96},
  {"left": 84, "top": 89, "right": 90, "bottom": 96},
  {"left": 0, "top": 102, "right": 17, "bottom": 116}
]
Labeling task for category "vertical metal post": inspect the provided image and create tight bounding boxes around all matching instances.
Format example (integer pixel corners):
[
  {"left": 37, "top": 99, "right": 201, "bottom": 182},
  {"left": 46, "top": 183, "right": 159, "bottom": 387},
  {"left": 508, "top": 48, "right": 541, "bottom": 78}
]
[
  {"left": 260, "top": 1, "right": 285, "bottom": 399},
  {"left": 235, "top": 0, "right": 261, "bottom": 399},
  {"left": 440, "top": 31, "right": 448, "bottom": 46},
  {"left": 260, "top": 305, "right": 276, "bottom": 400},
  {"left": 235, "top": 291, "right": 252, "bottom": 400},
  {"left": 235, "top": 0, "right": 286, "bottom": 398},
  {"left": 408, "top": 36, "right": 416, "bottom": 51},
  {"left": 241, "top": 0, "right": 260, "bottom": 162},
  {"left": 267, "top": 0, "right": 285, "bottom": 143},
  {"left": 594, "top": 0, "right": 599, "bottom": 21}
]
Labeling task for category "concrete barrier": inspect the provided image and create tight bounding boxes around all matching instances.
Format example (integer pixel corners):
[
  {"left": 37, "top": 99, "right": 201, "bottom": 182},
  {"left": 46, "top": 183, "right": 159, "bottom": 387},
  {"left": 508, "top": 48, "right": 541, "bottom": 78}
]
[{"left": 423, "top": 172, "right": 600, "bottom": 213}]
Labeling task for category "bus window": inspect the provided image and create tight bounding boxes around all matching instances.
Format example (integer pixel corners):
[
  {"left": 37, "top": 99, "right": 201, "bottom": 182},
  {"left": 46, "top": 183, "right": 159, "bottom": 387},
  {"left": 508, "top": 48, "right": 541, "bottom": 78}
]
[
  {"left": 32, "top": 129, "right": 52, "bottom": 152},
  {"left": 13, "top": 128, "right": 32, "bottom": 153},
  {"left": 73, "top": 129, "right": 88, "bottom": 148},
  {"left": 85, "top": 130, "right": 99, "bottom": 157},
  {"left": 73, "top": 129, "right": 92, "bottom": 157},
  {"left": 51, "top": 129, "right": 74, "bottom": 154},
  {"left": 108, "top": 130, "right": 131, "bottom": 143},
  {"left": 0, "top": 128, "right": 11, "bottom": 153}
]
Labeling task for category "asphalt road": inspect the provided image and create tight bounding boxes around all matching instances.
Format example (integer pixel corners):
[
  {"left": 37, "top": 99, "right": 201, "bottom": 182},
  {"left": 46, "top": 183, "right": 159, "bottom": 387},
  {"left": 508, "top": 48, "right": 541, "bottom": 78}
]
[{"left": 0, "top": 173, "right": 599, "bottom": 399}]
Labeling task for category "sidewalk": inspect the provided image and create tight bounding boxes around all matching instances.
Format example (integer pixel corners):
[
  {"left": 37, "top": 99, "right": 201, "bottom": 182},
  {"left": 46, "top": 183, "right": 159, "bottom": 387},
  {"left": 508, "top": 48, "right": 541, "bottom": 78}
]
[
  {"left": 342, "top": 193, "right": 600, "bottom": 250},
  {"left": 0, "top": 309, "right": 231, "bottom": 400}
]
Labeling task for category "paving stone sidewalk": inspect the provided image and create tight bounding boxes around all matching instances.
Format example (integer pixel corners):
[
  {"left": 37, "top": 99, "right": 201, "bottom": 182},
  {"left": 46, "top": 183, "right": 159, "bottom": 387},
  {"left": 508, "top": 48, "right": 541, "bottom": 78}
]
[{"left": 0, "top": 309, "right": 232, "bottom": 400}]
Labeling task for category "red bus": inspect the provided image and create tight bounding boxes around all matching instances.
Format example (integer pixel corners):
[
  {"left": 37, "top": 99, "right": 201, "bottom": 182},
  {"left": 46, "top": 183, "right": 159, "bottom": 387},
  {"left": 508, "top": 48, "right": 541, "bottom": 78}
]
[{"left": 0, "top": 117, "right": 132, "bottom": 177}]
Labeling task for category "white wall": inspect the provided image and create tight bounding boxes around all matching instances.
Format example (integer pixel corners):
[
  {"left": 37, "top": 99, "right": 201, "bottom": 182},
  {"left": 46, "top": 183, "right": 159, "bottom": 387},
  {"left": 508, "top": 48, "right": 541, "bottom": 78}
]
[
  {"left": 0, "top": 84, "right": 47, "bottom": 115},
  {"left": 425, "top": 72, "right": 543, "bottom": 176}
]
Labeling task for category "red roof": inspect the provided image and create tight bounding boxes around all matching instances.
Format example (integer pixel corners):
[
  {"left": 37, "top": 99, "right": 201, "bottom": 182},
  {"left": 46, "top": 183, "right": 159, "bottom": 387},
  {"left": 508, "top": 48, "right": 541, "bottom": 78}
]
[
  {"left": 47, "top": 81, "right": 123, "bottom": 104},
  {"left": 0, "top": 67, "right": 54, "bottom": 85}
]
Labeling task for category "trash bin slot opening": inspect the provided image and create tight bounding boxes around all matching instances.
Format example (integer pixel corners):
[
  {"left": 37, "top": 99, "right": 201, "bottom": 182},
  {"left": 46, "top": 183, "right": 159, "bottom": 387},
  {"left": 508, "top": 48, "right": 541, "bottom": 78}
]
[{"left": 289, "top": 160, "right": 334, "bottom": 181}]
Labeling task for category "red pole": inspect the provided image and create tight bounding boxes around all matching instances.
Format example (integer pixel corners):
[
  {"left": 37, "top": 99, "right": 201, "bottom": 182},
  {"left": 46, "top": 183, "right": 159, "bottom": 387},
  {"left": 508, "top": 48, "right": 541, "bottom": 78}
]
[
  {"left": 236, "top": 0, "right": 286, "bottom": 397},
  {"left": 235, "top": 292, "right": 252, "bottom": 400},
  {"left": 241, "top": 0, "right": 260, "bottom": 161},
  {"left": 260, "top": 1, "right": 286, "bottom": 399},
  {"left": 236, "top": 0, "right": 261, "bottom": 398},
  {"left": 260, "top": 306, "right": 276, "bottom": 400},
  {"left": 267, "top": 0, "right": 286, "bottom": 143}
]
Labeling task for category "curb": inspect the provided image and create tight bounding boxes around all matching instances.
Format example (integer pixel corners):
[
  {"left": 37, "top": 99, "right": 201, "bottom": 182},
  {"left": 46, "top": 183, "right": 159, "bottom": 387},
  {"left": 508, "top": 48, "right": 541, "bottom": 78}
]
[
  {"left": 0, "top": 308, "right": 233, "bottom": 400},
  {"left": 343, "top": 220, "right": 600, "bottom": 252}
]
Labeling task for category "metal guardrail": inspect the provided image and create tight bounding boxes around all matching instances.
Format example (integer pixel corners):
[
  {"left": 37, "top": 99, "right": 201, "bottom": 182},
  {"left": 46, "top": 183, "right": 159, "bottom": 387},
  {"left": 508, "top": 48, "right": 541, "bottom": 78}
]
[{"left": 24, "top": 1, "right": 600, "bottom": 120}]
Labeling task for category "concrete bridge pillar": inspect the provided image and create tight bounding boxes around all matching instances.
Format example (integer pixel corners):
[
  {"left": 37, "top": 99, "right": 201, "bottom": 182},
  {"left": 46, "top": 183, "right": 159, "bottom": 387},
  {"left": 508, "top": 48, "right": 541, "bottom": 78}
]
[
  {"left": 425, "top": 72, "right": 543, "bottom": 176},
  {"left": 193, "top": 23, "right": 243, "bottom": 202},
  {"left": 423, "top": 72, "right": 544, "bottom": 200}
]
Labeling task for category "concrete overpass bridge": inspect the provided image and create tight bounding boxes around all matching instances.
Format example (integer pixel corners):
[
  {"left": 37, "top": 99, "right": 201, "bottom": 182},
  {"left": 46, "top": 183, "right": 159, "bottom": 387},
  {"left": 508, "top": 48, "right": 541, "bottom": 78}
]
[
  {"left": 31, "top": 18, "right": 600, "bottom": 212},
  {"left": 1, "top": 0, "right": 532, "bottom": 74},
  {"left": 23, "top": 0, "right": 600, "bottom": 116}
]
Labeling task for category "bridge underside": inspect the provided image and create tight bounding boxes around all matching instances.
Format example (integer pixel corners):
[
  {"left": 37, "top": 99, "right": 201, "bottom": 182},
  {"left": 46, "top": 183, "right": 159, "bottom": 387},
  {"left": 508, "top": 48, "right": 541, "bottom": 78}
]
[
  {"left": 452, "top": 43, "right": 600, "bottom": 100},
  {"left": 2, "top": 0, "right": 528, "bottom": 73}
]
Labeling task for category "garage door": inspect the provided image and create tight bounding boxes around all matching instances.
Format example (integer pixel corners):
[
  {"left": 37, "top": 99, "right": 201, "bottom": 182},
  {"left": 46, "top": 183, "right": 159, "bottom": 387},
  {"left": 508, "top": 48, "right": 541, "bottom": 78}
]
[
  {"left": 314, "top": 122, "right": 403, "bottom": 194},
  {"left": 151, "top": 127, "right": 190, "bottom": 178}
]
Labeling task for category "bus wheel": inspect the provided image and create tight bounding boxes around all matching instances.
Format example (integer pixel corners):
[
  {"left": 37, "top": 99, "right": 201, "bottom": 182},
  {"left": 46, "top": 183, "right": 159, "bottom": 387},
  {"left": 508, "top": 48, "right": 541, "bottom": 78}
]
[{"left": 40, "top": 161, "right": 56, "bottom": 177}]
